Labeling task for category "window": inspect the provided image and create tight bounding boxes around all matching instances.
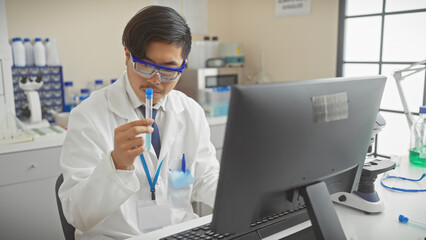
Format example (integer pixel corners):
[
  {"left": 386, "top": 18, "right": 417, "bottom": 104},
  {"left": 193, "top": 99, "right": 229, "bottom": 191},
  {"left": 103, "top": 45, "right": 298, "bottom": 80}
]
[{"left": 336, "top": 0, "right": 426, "bottom": 158}]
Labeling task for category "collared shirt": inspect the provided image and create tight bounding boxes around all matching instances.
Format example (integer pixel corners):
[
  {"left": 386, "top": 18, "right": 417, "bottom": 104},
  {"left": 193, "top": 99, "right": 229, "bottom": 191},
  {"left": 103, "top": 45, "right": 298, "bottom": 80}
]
[{"left": 124, "top": 74, "right": 168, "bottom": 143}]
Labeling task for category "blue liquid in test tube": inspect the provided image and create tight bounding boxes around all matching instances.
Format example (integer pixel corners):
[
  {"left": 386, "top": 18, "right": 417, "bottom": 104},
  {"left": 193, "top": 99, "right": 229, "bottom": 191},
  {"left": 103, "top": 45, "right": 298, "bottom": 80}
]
[{"left": 145, "top": 88, "right": 153, "bottom": 150}]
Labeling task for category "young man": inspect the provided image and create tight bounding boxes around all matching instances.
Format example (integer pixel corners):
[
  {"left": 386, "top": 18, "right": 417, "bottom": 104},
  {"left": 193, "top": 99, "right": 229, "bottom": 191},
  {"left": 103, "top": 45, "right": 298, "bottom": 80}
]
[{"left": 59, "top": 6, "right": 219, "bottom": 239}]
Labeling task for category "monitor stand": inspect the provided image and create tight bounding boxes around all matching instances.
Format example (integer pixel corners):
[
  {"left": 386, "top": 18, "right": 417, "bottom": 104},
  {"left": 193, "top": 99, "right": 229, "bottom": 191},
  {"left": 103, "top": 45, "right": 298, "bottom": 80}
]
[{"left": 300, "top": 181, "right": 346, "bottom": 240}]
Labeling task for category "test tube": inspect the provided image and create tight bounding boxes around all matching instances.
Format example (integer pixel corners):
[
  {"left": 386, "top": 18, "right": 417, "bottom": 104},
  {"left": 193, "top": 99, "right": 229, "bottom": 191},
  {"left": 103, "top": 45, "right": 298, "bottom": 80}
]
[
  {"left": 398, "top": 214, "right": 426, "bottom": 230},
  {"left": 145, "top": 88, "right": 153, "bottom": 150}
]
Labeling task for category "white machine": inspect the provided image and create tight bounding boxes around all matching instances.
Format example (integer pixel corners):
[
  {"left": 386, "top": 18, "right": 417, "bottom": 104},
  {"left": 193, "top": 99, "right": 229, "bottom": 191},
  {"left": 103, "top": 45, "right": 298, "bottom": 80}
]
[
  {"left": 18, "top": 74, "right": 50, "bottom": 129},
  {"left": 331, "top": 113, "right": 396, "bottom": 213},
  {"left": 175, "top": 67, "right": 244, "bottom": 102}
]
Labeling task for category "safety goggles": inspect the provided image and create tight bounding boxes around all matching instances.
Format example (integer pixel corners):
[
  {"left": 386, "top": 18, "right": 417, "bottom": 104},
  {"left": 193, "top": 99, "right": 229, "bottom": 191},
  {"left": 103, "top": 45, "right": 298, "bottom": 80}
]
[{"left": 130, "top": 53, "right": 185, "bottom": 82}]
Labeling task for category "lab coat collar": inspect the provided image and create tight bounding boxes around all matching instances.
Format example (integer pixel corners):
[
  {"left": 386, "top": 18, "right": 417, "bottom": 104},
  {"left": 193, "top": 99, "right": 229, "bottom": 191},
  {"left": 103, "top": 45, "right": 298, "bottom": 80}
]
[
  {"left": 106, "top": 72, "right": 138, "bottom": 122},
  {"left": 107, "top": 71, "right": 186, "bottom": 162}
]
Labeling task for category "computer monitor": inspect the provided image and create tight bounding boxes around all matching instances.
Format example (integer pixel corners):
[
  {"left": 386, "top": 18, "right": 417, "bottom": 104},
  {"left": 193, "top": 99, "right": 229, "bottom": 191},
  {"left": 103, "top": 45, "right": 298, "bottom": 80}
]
[{"left": 211, "top": 75, "right": 387, "bottom": 239}]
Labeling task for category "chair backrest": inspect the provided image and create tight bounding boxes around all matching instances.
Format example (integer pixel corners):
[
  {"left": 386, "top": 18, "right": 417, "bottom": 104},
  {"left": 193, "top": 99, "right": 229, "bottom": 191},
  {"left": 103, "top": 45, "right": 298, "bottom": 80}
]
[{"left": 55, "top": 174, "right": 76, "bottom": 240}]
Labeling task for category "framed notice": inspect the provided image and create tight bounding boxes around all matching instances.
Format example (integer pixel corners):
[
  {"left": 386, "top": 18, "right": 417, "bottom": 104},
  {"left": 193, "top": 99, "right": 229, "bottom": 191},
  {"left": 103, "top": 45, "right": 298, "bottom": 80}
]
[{"left": 275, "top": 0, "right": 312, "bottom": 18}]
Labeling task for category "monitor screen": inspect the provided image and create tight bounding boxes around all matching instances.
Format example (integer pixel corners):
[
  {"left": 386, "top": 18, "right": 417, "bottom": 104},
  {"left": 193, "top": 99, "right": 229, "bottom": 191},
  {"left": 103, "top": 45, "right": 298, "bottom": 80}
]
[{"left": 211, "top": 75, "right": 387, "bottom": 239}]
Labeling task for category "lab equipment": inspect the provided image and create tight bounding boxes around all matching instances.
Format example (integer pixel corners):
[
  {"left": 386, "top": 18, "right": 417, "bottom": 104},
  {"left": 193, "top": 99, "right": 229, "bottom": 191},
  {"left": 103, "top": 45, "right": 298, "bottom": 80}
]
[
  {"left": 393, "top": 59, "right": 426, "bottom": 128},
  {"left": 398, "top": 214, "right": 426, "bottom": 230},
  {"left": 145, "top": 88, "right": 153, "bottom": 151},
  {"left": 130, "top": 53, "right": 184, "bottom": 82},
  {"left": 252, "top": 50, "right": 272, "bottom": 84},
  {"left": 199, "top": 86, "right": 232, "bottom": 117},
  {"left": 380, "top": 172, "right": 426, "bottom": 192},
  {"left": 211, "top": 36, "right": 219, "bottom": 59},
  {"left": 175, "top": 67, "right": 243, "bottom": 103},
  {"left": 44, "top": 38, "right": 50, "bottom": 60},
  {"left": 33, "top": 38, "right": 46, "bottom": 66},
  {"left": 63, "top": 81, "right": 75, "bottom": 112},
  {"left": 23, "top": 38, "right": 34, "bottom": 66},
  {"left": 205, "top": 58, "right": 226, "bottom": 68},
  {"left": 331, "top": 113, "right": 397, "bottom": 213},
  {"left": 78, "top": 88, "right": 90, "bottom": 102},
  {"left": 188, "top": 40, "right": 208, "bottom": 69},
  {"left": 218, "top": 42, "right": 245, "bottom": 67},
  {"left": 187, "top": 36, "right": 220, "bottom": 69},
  {"left": 203, "top": 36, "right": 212, "bottom": 60},
  {"left": 94, "top": 79, "right": 104, "bottom": 90},
  {"left": 210, "top": 75, "right": 386, "bottom": 238},
  {"left": 18, "top": 73, "right": 50, "bottom": 128},
  {"left": 409, "top": 106, "right": 426, "bottom": 167},
  {"left": 12, "top": 65, "right": 65, "bottom": 123},
  {"left": 332, "top": 158, "right": 395, "bottom": 213},
  {"left": 11, "top": 37, "right": 25, "bottom": 67},
  {"left": 46, "top": 38, "right": 60, "bottom": 66}
]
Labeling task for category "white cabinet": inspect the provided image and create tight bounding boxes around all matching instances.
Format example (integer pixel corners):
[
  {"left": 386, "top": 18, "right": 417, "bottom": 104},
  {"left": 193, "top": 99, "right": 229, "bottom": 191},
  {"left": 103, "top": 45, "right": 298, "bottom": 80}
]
[
  {"left": 207, "top": 116, "right": 227, "bottom": 162},
  {"left": 0, "top": 138, "right": 64, "bottom": 240},
  {"left": 0, "top": 116, "right": 227, "bottom": 238}
]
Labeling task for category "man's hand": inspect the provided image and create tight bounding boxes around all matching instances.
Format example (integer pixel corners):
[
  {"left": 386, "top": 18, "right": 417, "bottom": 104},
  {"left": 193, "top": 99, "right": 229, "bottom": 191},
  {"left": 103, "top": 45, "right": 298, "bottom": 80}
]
[{"left": 111, "top": 119, "right": 154, "bottom": 170}]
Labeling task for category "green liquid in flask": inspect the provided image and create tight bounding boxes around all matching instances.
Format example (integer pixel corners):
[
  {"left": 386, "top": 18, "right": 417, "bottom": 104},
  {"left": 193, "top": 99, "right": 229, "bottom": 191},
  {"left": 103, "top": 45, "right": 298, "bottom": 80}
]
[{"left": 409, "top": 147, "right": 426, "bottom": 168}]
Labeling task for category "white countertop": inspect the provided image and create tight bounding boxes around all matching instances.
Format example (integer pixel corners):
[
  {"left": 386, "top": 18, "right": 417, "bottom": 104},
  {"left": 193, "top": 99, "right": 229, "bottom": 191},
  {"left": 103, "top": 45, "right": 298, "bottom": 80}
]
[
  {"left": 0, "top": 117, "right": 224, "bottom": 155},
  {"left": 206, "top": 116, "right": 227, "bottom": 126},
  {"left": 129, "top": 157, "right": 426, "bottom": 240},
  {"left": 0, "top": 133, "right": 65, "bottom": 154}
]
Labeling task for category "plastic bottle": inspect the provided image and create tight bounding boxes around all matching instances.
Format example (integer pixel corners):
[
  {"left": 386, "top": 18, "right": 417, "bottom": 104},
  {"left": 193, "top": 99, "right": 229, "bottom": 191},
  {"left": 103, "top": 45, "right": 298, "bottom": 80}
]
[
  {"left": 63, "top": 81, "right": 75, "bottom": 112},
  {"left": 44, "top": 38, "right": 50, "bottom": 60},
  {"left": 23, "top": 38, "right": 34, "bottom": 66},
  {"left": 204, "top": 36, "right": 211, "bottom": 64},
  {"left": 94, "top": 79, "right": 104, "bottom": 91},
  {"left": 409, "top": 106, "right": 426, "bottom": 167},
  {"left": 47, "top": 38, "right": 60, "bottom": 66},
  {"left": 11, "top": 37, "right": 26, "bottom": 67},
  {"left": 34, "top": 38, "right": 46, "bottom": 66},
  {"left": 188, "top": 41, "right": 201, "bottom": 69},
  {"left": 80, "top": 88, "right": 90, "bottom": 101},
  {"left": 211, "top": 36, "right": 219, "bottom": 58}
]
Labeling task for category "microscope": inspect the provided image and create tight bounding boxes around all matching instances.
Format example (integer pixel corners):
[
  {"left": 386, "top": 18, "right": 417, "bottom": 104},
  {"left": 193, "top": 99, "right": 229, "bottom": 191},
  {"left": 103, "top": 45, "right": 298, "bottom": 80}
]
[
  {"left": 331, "top": 113, "right": 396, "bottom": 214},
  {"left": 19, "top": 74, "right": 50, "bottom": 129}
]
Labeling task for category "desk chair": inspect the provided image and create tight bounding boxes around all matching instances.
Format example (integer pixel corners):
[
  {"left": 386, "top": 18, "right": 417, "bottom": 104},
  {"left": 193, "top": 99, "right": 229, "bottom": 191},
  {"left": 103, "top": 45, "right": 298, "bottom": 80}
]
[{"left": 55, "top": 174, "right": 76, "bottom": 240}]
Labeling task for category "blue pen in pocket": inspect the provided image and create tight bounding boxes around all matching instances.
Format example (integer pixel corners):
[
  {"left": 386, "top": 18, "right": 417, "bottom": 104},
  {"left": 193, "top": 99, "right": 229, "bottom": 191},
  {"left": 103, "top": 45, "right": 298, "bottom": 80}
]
[
  {"left": 182, "top": 153, "right": 186, "bottom": 173},
  {"left": 169, "top": 153, "right": 194, "bottom": 189}
]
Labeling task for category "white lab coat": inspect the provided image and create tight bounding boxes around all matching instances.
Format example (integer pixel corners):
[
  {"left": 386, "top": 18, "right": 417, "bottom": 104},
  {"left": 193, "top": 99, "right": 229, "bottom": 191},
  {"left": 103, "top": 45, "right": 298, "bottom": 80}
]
[{"left": 59, "top": 72, "right": 219, "bottom": 240}]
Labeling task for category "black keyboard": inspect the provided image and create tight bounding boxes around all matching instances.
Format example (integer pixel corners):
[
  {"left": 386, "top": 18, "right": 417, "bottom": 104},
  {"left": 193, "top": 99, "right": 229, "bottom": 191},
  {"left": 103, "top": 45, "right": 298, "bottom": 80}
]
[{"left": 160, "top": 205, "right": 308, "bottom": 240}]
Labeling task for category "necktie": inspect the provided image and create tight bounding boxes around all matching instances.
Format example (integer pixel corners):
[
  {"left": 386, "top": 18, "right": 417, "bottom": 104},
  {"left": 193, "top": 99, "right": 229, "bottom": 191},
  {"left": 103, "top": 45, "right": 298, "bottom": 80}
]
[{"left": 140, "top": 105, "right": 161, "bottom": 158}]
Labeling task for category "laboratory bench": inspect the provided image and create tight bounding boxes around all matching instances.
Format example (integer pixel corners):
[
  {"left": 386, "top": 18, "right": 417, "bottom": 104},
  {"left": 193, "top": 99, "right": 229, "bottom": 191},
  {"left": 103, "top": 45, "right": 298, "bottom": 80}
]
[
  {"left": 0, "top": 134, "right": 65, "bottom": 240},
  {"left": 130, "top": 157, "right": 426, "bottom": 240},
  {"left": 0, "top": 117, "right": 227, "bottom": 239}
]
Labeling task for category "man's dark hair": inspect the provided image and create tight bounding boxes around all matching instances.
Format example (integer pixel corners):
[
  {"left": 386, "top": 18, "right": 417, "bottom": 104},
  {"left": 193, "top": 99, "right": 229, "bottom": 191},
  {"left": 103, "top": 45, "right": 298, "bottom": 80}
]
[{"left": 122, "top": 5, "right": 192, "bottom": 60}]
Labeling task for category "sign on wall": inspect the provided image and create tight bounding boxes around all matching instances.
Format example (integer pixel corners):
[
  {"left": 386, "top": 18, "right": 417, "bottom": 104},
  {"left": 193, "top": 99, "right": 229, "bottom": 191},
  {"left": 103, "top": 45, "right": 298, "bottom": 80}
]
[{"left": 275, "top": 0, "right": 312, "bottom": 18}]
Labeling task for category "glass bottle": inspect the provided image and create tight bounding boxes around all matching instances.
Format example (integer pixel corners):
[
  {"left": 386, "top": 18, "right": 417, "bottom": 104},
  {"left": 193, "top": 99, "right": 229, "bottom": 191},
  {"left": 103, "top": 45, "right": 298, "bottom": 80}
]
[{"left": 409, "top": 106, "right": 426, "bottom": 167}]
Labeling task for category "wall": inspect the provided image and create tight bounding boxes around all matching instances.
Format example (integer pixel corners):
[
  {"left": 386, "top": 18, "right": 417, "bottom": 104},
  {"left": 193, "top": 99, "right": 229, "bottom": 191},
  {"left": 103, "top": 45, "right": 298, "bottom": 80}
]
[
  {"left": 208, "top": 0, "right": 339, "bottom": 83},
  {"left": 5, "top": 0, "right": 339, "bottom": 91}
]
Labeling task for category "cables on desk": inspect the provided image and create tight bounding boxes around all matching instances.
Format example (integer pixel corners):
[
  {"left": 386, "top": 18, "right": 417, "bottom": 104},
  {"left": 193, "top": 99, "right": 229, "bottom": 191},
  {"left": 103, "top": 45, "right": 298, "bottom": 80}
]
[{"left": 380, "top": 173, "right": 426, "bottom": 192}]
